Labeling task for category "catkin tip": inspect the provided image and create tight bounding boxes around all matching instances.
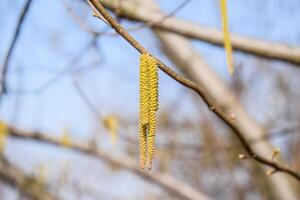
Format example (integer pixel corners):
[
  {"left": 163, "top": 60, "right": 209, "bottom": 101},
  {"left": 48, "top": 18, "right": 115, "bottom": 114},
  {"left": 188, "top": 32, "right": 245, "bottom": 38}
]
[
  {"left": 147, "top": 163, "right": 152, "bottom": 170},
  {"left": 140, "top": 160, "right": 146, "bottom": 169}
]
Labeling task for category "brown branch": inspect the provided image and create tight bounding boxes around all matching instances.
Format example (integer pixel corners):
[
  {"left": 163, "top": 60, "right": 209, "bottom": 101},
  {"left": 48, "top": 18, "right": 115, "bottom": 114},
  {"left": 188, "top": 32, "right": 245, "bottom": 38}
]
[
  {"left": 148, "top": 1, "right": 298, "bottom": 197},
  {"left": 87, "top": 0, "right": 300, "bottom": 183},
  {"left": 0, "top": 156, "right": 57, "bottom": 200},
  {"left": 96, "top": 0, "right": 300, "bottom": 65},
  {"left": 0, "top": 0, "right": 34, "bottom": 101},
  {"left": 6, "top": 38, "right": 97, "bottom": 95},
  {"left": 122, "top": 0, "right": 191, "bottom": 32},
  {"left": 122, "top": 126, "right": 300, "bottom": 153},
  {"left": 7, "top": 126, "right": 211, "bottom": 200}
]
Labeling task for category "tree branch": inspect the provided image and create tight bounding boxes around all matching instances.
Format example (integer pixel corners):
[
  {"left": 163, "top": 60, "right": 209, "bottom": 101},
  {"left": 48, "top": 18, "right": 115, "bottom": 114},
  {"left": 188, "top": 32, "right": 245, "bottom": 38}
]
[
  {"left": 87, "top": 0, "right": 300, "bottom": 183},
  {"left": 0, "top": 156, "right": 57, "bottom": 200},
  {"left": 150, "top": 3, "right": 298, "bottom": 199},
  {"left": 95, "top": 0, "right": 300, "bottom": 65},
  {"left": 0, "top": 0, "right": 34, "bottom": 102},
  {"left": 7, "top": 125, "right": 211, "bottom": 200}
]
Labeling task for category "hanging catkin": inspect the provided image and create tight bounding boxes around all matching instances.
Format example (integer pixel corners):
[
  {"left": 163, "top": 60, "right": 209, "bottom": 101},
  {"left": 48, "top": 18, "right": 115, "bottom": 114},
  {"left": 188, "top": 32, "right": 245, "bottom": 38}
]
[
  {"left": 220, "top": 0, "right": 234, "bottom": 75},
  {"left": 139, "top": 55, "right": 149, "bottom": 169},
  {"left": 139, "top": 54, "right": 158, "bottom": 170},
  {"left": 0, "top": 121, "right": 8, "bottom": 153}
]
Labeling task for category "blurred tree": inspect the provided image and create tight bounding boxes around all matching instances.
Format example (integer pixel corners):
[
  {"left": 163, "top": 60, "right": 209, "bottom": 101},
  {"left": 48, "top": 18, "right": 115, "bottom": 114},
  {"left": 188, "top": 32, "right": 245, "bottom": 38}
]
[{"left": 0, "top": 0, "right": 300, "bottom": 199}]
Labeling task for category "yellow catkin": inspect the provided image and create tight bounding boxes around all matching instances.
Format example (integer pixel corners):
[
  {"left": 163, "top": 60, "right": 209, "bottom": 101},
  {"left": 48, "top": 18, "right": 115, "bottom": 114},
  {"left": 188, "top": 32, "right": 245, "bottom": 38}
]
[
  {"left": 147, "top": 55, "right": 158, "bottom": 169},
  {"left": 103, "top": 115, "right": 119, "bottom": 145},
  {"left": 220, "top": 0, "right": 234, "bottom": 75},
  {"left": 139, "top": 54, "right": 158, "bottom": 170},
  {"left": 0, "top": 121, "right": 8, "bottom": 153},
  {"left": 148, "top": 56, "right": 159, "bottom": 112},
  {"left": 139, "top": 123, "right": 147, "bottom": 169},
  {"left": 147, "top": 111, "right": 157, "bottom": 169},
  {"left": 61, "top": 129, "right": 72, "bottom": 148},
  {"left": 139, "top": 54, "right": 149, "bottom": 169}
]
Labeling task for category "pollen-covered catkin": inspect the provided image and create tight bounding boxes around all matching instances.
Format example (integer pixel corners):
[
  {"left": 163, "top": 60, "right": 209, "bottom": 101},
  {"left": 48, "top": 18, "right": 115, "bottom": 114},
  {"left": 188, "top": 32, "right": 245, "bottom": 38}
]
[
  {"left": 147, "top": 111, "right": 157, "bottom": 169},
  {"left": 220, "top": 0, "right": 234, "bottom": 75},
  {"left": 139, "top": 56, "right": 149, "bottom": 125},
  {"left": 139, "top": 54, "right": 158, "bottom": 170},
  {"left": 0, "top": 121, "right": 8, "bottom": 153},
  {"left": 146, "top": 55, "right": 158, "bottom": 169},
  {"left": 139, "top": 54, "right": 149, "bottom": 169},
  {"left": 148, "top": 56, "right": 158, "bottom": 112},
  {"left": 139, "top": 123, "right": 147, "bottom": 169}
]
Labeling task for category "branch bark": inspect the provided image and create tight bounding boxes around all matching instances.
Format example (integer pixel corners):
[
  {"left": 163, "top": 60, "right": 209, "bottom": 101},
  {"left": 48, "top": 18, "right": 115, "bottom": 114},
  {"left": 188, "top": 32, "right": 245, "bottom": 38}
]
[
  {"left": 153, "top": 12, "right": 298, "bottom": 200},
  {"left": 145, "top": 1, "right": 298, "bottom": 199},
  {"left": 87, "top": 0, "right": 300, "bottom": 184},
  {"left": 7, "top": 125, "right": 211, "bottom": 200},
  {"left": 95, "top": 0, "right": 300, "bottom": 65},
  {"left": 0, "top": 156, "right": 57, "bottom": 200}
]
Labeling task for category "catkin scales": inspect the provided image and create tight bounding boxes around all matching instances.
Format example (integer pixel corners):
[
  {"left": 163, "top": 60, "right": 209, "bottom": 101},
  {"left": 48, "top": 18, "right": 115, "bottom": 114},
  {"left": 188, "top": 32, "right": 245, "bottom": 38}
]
[{"left": 139, "top": 54, "right": 158, "bottom": 170}]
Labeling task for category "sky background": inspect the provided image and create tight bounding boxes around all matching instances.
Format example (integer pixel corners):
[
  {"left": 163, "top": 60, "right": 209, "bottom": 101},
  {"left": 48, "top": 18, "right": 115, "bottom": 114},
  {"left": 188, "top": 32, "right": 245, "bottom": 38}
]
[{"left": 0, "top": 0, "right": 300, "bottom": 199}]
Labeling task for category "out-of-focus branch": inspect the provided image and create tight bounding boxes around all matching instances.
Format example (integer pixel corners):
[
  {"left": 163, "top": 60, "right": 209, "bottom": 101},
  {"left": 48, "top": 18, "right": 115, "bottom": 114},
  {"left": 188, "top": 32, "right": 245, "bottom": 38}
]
[
  {"left": 153, "top": 15, "right": 299, "bottom": 200},
  {"left": 0, "top": 0, "right": 34, "bottom": 102},
  {"left": 6, "top": 125, "right": 211, "bottom": 200},
  {"left": 87, "top": 0, "right": 300, "bottom": 185},
  {"left": 152, "top": 18, "right": 300, "bottom": 200},
  {"left": 69, "top": 0, "right": 191, "bottom": 36},
  {"left": 72, "top": 79, "right": 102, "bottom": 119},
  {"left": 146, "top": 1, "right": 298, "bottom": 199},
  {"left": 93, "top": 0, "right": 300, "bottom": 65},
  {"left": 0, "top": 156, "right": 57, "bottom": 200}
]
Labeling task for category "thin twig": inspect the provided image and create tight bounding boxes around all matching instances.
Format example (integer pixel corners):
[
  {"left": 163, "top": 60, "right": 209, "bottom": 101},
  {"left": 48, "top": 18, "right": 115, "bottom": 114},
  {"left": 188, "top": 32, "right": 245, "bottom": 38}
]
[
  {"left": 0, "top": 0, "right": 34, "bottom": 101},
  {"left": 73, "top": 0, "right": 191, "bottom": 36},
  {"left": 6, "top": 38, "right": 96, "bottom": 95},
  {"left": 97, "top": 0, "right": 300, "bottom": 65},
  {"left": 72, "top": 79, "right": 102, "bottom": 119},
  {"left": 87, "top": 0, "right": 300, "bottom": 183},
  {"left": 107, "top": 0, "right": 192, "bottom": 34},
  {"left": 0, "top": 156, "right": 57, "bottom": 200}
]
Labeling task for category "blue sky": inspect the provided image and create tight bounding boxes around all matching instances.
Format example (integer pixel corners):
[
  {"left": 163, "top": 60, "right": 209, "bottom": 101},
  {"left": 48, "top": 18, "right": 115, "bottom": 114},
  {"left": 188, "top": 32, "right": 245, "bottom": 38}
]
[
  {"left": 1, "top": 0, "right": 300, "bottom": 132},
  {"left": 1, "top": 0, "right": 300, "bottom": 199}
]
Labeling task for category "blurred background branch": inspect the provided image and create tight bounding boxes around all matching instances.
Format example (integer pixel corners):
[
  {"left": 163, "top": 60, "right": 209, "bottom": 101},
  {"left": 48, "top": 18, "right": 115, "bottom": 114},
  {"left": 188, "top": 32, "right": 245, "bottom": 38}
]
[
  {"left": 0, "top": 156, "right": 57, "bottom": 200},
  {"left": 0, "top": 0, "right": 33, "bottom": 102},
  {"left": 95, "top": 0, "right": 300, "bottom": 65},
  {"left": 7, "top": 124, "right": 211, "bottom": 200},
  {"left": 87, "top": 0, "right": 300, "bottom": 190}
]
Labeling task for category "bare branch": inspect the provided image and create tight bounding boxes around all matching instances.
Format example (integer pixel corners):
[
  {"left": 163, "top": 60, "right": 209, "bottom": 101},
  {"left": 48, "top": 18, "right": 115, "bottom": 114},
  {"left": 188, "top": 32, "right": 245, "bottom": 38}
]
[
  {"left": 7, "top": 125, "right": 211, "bottom": 200},
  {"left": 147, "top": 1, "right": 298, "bottom": 198},
  {"left": 0, "top": 156, "right": 57, "bottom": 200},
  {"left": 87, "top": 0, "right": 300, "bottom": 183},
  {"left": 0, "top": 0, "right": 34, "bottom": 101},
  {"left": 96, "top": 0, "right": 300, "bottom": 65},
  {"left": 69, "top": 0, "right": 191, "bottom": 36}
]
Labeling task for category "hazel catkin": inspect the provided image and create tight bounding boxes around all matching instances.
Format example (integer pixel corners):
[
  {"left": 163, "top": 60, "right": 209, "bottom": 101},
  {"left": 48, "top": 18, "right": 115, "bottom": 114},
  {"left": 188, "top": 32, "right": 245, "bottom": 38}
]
[{"left": 139, "top": 54, "right": 158, "bottom": 170}]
